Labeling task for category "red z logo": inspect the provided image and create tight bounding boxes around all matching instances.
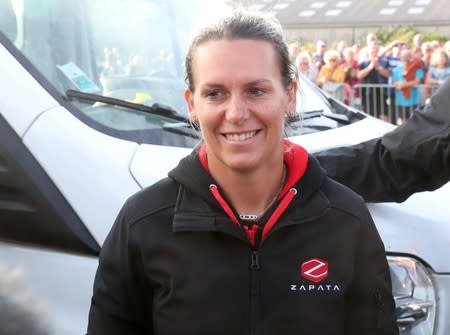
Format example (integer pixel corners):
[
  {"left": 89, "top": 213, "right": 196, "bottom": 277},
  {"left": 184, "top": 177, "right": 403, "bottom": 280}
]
[{"left": 301, "top": 258, "right": 329, "bottom": 283}]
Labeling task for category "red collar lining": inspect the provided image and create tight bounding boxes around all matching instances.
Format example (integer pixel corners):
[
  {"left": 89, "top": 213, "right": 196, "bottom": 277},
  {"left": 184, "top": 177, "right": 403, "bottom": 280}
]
[
  {"left": 198, "top": 140, "right": 309, "bottom": 246},
  {"left": 198, "top": 139, "right": 309, "bottom": 189}
]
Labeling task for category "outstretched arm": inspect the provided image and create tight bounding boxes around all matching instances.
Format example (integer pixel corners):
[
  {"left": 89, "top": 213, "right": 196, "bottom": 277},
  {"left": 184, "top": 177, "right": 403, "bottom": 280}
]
[{"left": 315, "top": 78, "right": 450, "bottom": 202}]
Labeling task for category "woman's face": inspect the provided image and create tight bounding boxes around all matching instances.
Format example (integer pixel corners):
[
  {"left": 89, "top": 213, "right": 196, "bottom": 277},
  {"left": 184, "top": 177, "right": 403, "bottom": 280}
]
[
  {"left": 344, "top": 50, "right": 354, "bottom": 64},
  {"left": 327, "top": 55, "right": 338, "bottom": 69},
  {"left": 184, "top": 39, "right": 296, "bottom": 173},
  {"left": 296, "top": 57, "right": 310, "bottom": 72}
]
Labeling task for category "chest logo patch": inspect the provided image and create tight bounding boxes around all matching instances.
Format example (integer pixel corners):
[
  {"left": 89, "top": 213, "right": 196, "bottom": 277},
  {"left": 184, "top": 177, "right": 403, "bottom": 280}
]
[{"left": 301, "top": 258, "right": 328, "bottom": 283}]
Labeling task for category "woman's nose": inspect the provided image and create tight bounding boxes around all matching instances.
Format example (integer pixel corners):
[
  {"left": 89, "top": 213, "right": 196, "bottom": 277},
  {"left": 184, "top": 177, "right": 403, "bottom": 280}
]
[{"left": 225, "top": 94, "right": 249, "bottom": 124}]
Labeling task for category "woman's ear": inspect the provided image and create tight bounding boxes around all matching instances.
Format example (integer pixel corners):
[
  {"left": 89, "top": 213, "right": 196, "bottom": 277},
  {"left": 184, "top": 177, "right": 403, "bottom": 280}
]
[
  {"left": 287, "top": 80, "right": 298, "bottom": 116},
  {"left": 184, "top": 88, "right": 197, "bottom": 122}
]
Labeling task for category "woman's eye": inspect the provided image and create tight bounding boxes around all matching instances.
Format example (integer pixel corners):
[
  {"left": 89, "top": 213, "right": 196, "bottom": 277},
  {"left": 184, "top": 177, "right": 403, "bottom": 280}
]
[
  {"left": 204, "top": 90, "right": 223, "bottom": 99},
  {"left": 248, "top": 88, "right": 265, "bottom": 96}
]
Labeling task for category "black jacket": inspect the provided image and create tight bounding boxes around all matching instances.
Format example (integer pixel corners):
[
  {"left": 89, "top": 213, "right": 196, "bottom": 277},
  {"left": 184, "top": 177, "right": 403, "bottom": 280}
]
[
  {"left": 87, "top": 141, "right": 397, "bottom": 335},
  {"left": 316, "top": 77, "right": 450, "bottom": 202}
]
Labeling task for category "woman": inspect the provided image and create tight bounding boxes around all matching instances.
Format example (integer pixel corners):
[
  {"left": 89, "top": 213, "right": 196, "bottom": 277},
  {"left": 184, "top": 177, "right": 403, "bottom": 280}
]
[
  {"left": 316, "top": 49, "right": 346, "bottom": 99},
  {"left": 426, "top": 49, "right": 450, "bottom": 86},
  {"left": 87, "top": 12, "right": 397, "bottom": 335},
  {"left": 316, "top": 49, "right": 346, "bottom": 86},
  {"left": 392, "top": 49, "right": 424, "bottom": 123},
  {"left": 294, "top": 51, "right": 318, "bottom": 83},
  {"left": 340, "top": 47, "right": 360, "bottom": 105}
]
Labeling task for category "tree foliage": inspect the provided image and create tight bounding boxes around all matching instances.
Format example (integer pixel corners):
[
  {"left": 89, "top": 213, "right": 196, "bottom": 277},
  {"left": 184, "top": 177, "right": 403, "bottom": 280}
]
[{"left": 374, "top": 25, "right": 448, "bottom": 45}]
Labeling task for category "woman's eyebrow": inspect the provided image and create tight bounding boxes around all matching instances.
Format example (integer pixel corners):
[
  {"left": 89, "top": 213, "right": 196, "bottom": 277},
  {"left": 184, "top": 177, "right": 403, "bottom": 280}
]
[
  {"left": 199, "top": 79, "right": 272, "bottom": 89},
  {"left": 246, "top": 79, "right": 272, "bottom": 85},
  {"left": 199, "top": 82, "right": 225, "bottom": 90}
]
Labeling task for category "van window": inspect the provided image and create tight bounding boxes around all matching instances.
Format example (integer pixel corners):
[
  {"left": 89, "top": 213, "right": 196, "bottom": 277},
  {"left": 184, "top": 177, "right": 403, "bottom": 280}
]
[
  {"left": 0, "top": 0, "right": 353, "bottom": 146},
  {"left": 0, "top": 0, "right": 17, "bottom": 42}
]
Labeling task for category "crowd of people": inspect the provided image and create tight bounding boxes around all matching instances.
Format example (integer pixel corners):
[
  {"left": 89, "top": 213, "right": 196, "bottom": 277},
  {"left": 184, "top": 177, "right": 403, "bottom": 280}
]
[{"left": 289, "top": 34, "right": 450, "bottom": 124}]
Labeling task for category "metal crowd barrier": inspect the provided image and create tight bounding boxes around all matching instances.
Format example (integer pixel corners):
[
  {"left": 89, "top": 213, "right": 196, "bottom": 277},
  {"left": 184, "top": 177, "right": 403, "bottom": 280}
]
[
  {"left": 320, "top": 82, "right": 345, "bottom": 102},
  {"left": 345, "top": 83, "right": 440, "bottom": 125}
]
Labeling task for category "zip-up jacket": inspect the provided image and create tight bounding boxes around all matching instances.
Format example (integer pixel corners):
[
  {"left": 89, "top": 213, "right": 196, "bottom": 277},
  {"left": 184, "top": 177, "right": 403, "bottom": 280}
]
[
  {"left": 316, "top": 77, "right": 450, "bottom": 202},
  {"left": 87, "top": 140, "right": 398, "bottom": 335}
]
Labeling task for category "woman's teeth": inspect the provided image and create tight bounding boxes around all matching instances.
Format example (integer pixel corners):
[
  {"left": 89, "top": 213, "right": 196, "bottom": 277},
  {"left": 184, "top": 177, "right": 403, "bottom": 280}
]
[{"left": 225, "top": 131, "right": 256, "bottom": 142}]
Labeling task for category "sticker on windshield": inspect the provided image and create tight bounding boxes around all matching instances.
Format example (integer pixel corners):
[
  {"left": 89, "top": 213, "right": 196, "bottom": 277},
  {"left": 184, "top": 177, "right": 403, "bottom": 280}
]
[{"left": 57, "top": 62, "right": 101, "bottom": 93}]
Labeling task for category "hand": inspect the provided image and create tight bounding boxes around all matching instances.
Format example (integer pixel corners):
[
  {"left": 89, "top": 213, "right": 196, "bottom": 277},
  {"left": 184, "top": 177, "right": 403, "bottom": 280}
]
[
  {"left": 387, "top": 40, "right": 400, "bottom": 49},
  {"left": 394, "top": 81, "right": 405, "bottom": 90},
  {"left": 320, "top": 76, "right": 329, "bottom": 84}
]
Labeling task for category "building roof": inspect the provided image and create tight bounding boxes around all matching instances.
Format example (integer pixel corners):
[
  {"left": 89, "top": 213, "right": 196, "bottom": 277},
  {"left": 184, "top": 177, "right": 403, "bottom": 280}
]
[{"left": 231, "top": 0, "right": 450, "bottom": 28}]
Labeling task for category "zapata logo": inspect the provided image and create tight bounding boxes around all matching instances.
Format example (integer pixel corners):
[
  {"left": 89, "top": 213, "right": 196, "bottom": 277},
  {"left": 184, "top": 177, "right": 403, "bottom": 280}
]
[{"left": 301, "top": 258, "right": 329, "bottom": 283}]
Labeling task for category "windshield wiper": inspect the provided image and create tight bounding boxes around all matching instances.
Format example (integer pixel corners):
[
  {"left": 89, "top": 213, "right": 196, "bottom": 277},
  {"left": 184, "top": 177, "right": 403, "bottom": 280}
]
[
  {"left": 289, "top": 109, "right": 350, "bottom": 124},
  {"left": 65, "top": 89, "right": 189, "bottom": 123}
]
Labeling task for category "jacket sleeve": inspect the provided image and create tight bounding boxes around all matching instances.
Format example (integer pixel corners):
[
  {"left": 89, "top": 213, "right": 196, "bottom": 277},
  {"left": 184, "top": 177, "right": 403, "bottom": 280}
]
[
  {"left": 345, "top": 205, "right": 398, "bottom": 334},
  {"left": 315, "top": 77, "right": 450, "bottom": 203},
  {"left": 87, "top": 200, "right": 150, "bottom": 334}
]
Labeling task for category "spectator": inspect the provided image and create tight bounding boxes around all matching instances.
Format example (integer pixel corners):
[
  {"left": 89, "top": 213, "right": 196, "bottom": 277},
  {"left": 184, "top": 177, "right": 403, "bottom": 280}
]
[
  {"left": 127, "top": 52, "right": 151, "bottom": 75},
  {"left": 426, "top": 49, "right": 450, "bottom": 88},
  {"left": 340, "top": 47, "right": 360, "bottom": 105},
  {"left": 151, "top": 49, "right": 175, "bottom": 75},
  {"left": 100, "top": 47, "right": 124, "bottom": 78},
  {"left": 288, "top": 41, "right": 300, "bottom": 62},
  {"left": 381, "top": 41, "right": 402, "bottom": 124},
  {"left": 358, "top": 32, "right": 378, "bottom": 63},
  {"left": 421, "top": 42, "right": 433, "bottom": 76},
  {"left": 412, "top": 33, "right": 424, "bottom": 56},
  {"left": 316, "top": 49, "right": 345, "bottom": 99},
  {"left": 444, "top": 40, "right": 450, "bottom": 66},
  {"left": 295, "top": 51, "right": 318, "bottom": 83},
  {"left": 312, "top": 40, "right": 327, "bottom": 71},
  {"left": 352, "top": 42, "right": 361, "bottom": 61},
  {"left": 336, "top": 40, "right": 348, "bottom": 63},
  {"left": 392, "top": 49, "right": 424, "bottom": 124},
  {"left": 357, "top": 43, "right": 391, "bottom": 120},
  {"left": 379, "top": 39, "right": 403, "bottom": 61},
  {"left": 430, "top": 40, "right": 441, "bottom": 51}
]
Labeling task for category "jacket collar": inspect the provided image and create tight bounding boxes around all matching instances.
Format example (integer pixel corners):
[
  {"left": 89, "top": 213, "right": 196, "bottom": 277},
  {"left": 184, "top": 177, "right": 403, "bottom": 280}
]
[{"left": 169, "top": 141, "right": 329, "bottom": 240}]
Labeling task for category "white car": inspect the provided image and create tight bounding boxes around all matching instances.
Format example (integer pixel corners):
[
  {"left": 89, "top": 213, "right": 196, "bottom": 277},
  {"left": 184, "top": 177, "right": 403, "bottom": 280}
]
[{"left": 0, "top": 1, "right": 448, "bottom": 334}]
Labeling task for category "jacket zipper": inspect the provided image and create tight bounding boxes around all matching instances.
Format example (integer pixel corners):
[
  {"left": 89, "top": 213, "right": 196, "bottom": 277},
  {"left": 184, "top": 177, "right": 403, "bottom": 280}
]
[
  {"left": 250, "top": 250, "right": 260, "bottom": 335},
  {"left": 209, "top": 184, "right": 297, "bottom": 335}
]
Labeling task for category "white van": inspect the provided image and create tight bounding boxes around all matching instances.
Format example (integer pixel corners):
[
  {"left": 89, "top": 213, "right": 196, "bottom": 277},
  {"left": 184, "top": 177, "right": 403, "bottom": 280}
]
[{"left": 0, "top": 1, "right": 448, "bottom": 334}]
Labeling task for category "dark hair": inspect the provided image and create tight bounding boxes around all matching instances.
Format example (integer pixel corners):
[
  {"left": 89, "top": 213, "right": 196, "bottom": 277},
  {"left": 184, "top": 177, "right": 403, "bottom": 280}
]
[{"left": 185, "top": 11, "right": 297, "bottom": 92}]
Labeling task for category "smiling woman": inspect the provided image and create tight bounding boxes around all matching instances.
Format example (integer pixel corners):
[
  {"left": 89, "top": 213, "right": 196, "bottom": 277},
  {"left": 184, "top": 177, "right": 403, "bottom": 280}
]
[
  {"left": 184, "top": 39, "right": 296, "bottom": 179},
  {"left": 87, "top": 11, "right": 398, "bottom": 335}
]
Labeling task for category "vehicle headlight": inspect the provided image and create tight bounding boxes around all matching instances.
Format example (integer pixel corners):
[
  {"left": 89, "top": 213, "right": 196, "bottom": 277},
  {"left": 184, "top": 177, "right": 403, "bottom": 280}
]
[{"left": 388, "top": 256, "right": 436, "bottom": 335}]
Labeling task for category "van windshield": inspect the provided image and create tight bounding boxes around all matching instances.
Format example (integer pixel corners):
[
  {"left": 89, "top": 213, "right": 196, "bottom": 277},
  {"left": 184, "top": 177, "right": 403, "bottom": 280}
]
[{"left": 0, "top": 0, "right": 351, "bottom": 146}]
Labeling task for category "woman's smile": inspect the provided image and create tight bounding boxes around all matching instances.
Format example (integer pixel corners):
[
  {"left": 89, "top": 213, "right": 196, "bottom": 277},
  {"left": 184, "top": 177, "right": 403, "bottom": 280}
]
[{"left": 222, "top": 130, "right": 259, "bottom": 142}]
